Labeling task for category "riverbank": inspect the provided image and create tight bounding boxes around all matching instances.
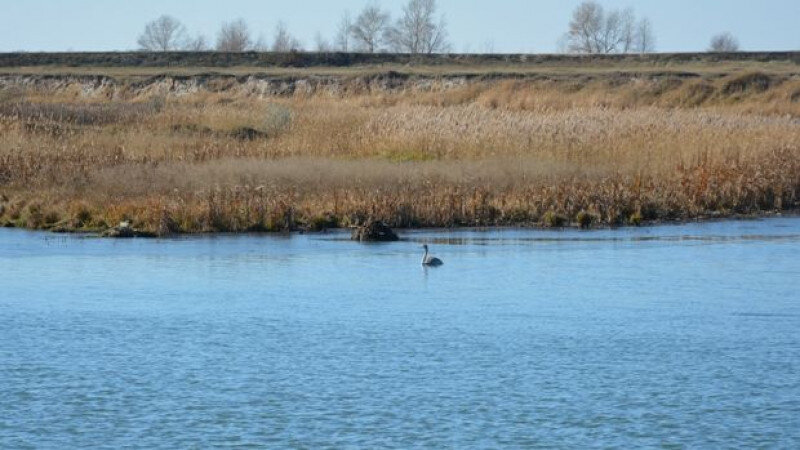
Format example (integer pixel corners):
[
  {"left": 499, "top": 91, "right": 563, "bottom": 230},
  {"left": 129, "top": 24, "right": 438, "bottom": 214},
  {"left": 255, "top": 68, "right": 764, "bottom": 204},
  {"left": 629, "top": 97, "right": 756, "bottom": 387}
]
[
  {"left": 2, "top": 209, "right": 797, "bottom": 240},
  {"left": 1, "top": 55, "right": 798, "bottom": 235}
]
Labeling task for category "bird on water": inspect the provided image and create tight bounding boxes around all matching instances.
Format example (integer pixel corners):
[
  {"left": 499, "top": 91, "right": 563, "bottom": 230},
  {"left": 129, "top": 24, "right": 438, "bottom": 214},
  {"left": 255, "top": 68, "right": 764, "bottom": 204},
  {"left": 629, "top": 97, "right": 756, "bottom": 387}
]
[{"left": 421, "top": 244, "right": 444, "bottom": 266}]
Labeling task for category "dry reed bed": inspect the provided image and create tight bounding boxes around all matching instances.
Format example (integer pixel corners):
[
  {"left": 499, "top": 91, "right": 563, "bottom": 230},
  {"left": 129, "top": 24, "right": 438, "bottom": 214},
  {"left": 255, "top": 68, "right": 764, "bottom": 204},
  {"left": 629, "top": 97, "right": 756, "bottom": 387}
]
[{"left": 1, "top": 73, "right": 799, "bottom": 234}]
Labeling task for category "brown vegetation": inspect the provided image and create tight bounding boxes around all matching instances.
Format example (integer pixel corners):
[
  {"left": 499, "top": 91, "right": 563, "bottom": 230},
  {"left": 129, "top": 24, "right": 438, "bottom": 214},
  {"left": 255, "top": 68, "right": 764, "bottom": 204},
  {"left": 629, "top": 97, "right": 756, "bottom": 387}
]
[{"left": 0, "top": 68, "right": 798, "bottom": 235}]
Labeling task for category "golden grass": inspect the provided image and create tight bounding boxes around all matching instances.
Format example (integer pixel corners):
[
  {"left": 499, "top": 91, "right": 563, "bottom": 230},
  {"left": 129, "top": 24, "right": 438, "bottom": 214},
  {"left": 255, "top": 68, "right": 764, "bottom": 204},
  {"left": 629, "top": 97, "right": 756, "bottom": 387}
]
[{"left": 1, "top": 71, "right": 799, "bottom": 234}]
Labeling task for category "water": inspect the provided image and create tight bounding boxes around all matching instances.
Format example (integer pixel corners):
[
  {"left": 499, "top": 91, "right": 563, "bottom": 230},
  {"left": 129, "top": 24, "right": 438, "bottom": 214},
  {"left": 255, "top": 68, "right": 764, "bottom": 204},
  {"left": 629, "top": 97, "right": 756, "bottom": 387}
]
[{"left": 2, "top": 218, "right": 799, "bottom": 448}]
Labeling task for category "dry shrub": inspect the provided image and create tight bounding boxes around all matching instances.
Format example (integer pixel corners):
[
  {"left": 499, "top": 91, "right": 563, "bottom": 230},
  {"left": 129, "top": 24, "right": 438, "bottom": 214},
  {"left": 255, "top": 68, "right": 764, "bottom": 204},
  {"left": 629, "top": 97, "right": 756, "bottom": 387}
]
[
  {"left": 669, "top": 81, "right": 716, "bottom": 107},
  {"left": 721, "top": 72, "right": 775, "bottom": 95},
  {"left": 0, "top": 101, "right": 159, "bottom": 126}
]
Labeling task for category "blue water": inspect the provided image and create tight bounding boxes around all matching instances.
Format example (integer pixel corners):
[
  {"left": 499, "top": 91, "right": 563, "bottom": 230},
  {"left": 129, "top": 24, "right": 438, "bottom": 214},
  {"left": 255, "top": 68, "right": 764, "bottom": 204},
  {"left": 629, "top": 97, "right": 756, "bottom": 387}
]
[{"left": 1, "top": 218, "right": 800, "bottom": 448}]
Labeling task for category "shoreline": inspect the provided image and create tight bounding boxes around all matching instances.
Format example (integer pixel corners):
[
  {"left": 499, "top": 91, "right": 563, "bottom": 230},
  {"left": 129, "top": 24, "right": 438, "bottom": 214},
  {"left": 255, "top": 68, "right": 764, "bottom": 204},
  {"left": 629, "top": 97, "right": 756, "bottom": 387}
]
[{"left": 2, "top": 210, "right": 797, "bottom": 239}]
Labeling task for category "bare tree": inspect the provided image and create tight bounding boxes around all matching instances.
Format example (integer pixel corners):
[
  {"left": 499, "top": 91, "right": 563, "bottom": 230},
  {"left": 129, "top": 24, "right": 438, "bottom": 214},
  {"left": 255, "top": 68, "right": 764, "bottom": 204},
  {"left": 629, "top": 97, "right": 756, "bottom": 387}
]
[
  {"left": 566, "top": 1, "right": 604, "bottom": 53},
  {"left": 619, "top": 8, "right": 637, "bottom": 53},
  {"left": 314, "top": 32, "right": 331, "bottom": 52},
  {"left": 564, "top": 1, "right": 654, "bottom": 54},
  {"left": 334, "top": 11, "right": 353, "bottom": 52},
  {"left": 556, "top": 34, "right": 571, "bottom": 54},
  {"left": 599, "top": 8, "right": 626, "bottom": 53},
  {"left": 272, "top": 22, "right": 303, "bottom": 52},
  {"left": 216, "top": 19, "right": 252, "bottom": 52},
  {"left": 137, "top": 15, "right": 187, "bottom": 51},
  {"left": 184, "top": 35, "right": 209, "bottom": 51},
  {"left": 252, "top": 35, "right": 270, "bottom": 52},
  {"left": 709, "top": 32, "right": 740, "bottom": 52},
  {"left": 386, "top": 0, "right": 450, "bottom": 54},
  {"left": 351, "top": 3, "right": 390, "bottom": 53},
  {"left": 636, "top": 18, "right": 656, "bottom": 53}
]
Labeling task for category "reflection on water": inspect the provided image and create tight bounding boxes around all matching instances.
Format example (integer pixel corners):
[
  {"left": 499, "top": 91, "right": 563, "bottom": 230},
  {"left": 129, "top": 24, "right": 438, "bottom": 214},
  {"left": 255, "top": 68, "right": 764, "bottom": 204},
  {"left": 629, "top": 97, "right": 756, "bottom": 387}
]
[
  {"left": 1, "top": 218, "right": 800, "bottom": 447},
  {"left": 410, "top": 234, "right": 800, "bottom": 245}
]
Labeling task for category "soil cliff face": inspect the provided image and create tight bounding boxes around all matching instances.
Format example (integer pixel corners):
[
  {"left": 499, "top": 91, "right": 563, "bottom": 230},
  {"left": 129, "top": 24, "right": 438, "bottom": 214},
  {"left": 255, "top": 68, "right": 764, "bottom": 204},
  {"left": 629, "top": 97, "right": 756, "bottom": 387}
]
[
  {"left": 0, "top": 73, "right": 474, "bottom": 99},
  {"left": 2, "top": 50, "right": 799, "bottom": 100}
]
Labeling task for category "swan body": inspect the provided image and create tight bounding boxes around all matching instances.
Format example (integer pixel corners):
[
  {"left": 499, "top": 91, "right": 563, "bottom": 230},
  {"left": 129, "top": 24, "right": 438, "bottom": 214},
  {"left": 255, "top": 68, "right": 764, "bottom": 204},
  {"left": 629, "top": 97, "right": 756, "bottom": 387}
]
[{"left": 422, "top": 245, "right": 443, "bottom": 266}]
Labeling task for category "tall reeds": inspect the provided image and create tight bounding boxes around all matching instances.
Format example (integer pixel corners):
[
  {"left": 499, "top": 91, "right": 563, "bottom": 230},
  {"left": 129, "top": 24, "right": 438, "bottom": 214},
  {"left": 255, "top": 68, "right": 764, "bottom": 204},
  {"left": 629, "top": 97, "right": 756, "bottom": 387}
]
[{"left": 0, "top": 71, "right": 798, "bottom": 233}]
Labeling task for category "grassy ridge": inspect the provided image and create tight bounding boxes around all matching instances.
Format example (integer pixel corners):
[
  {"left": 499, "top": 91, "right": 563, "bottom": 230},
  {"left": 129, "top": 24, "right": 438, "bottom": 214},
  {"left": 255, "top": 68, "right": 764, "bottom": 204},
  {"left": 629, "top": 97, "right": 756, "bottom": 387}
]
[{"left": 0, "top": 62, "right": 799, "bottom": 235}]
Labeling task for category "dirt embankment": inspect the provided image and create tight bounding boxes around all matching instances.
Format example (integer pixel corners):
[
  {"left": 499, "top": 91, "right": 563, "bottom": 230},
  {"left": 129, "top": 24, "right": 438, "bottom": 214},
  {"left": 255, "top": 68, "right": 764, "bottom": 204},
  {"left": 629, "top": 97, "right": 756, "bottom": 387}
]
[
  {"left": 0, "top": 69, "right": 797, "bottom": 102},
  {"left": 1, "top": 50, "right": 798, "bottom": 100},
  {"left": 0, "top": 72, "right": 477, "bottom": 99}
]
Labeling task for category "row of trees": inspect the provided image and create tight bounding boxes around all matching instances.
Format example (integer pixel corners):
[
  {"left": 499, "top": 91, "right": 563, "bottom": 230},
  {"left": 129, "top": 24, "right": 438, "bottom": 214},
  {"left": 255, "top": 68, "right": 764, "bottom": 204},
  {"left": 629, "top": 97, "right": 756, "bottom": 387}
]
[
  {"left": 563, "top": 1, "right": 740, "bottom": 54},
  {"left": 137, "top": 16, "right": 302, "bottom": 52},
  {"left": 562, "top": 1, "right": 655, "bottom": 53},
  {"left": 137, "top": 0, "right": 449, "bottom": 54},
  {"left": 137, "top": 0, "right": 742, "bottom": 54}
]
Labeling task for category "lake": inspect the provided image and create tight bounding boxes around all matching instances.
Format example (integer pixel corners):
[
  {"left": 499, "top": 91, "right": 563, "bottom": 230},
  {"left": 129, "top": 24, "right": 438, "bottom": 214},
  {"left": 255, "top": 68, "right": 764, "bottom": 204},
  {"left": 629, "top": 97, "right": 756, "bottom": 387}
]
[{"left": 1, "top": 218, "right": 799, "bottom": 448}]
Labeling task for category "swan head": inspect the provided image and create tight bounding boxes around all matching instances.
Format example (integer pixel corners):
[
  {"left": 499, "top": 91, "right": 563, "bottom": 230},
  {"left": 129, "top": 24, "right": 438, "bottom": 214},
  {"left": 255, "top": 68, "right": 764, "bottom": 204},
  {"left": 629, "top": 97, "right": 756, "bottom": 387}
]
[{"left": 422, "top": 244, "right": 429, "bottom": 252}]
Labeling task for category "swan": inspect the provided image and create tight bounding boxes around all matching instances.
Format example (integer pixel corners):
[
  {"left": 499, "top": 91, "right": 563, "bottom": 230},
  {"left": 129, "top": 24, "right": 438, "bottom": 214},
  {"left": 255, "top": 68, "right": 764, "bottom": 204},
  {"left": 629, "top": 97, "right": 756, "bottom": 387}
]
[{"left": 421, "top": 244, "right": 443, "bottom": 266}]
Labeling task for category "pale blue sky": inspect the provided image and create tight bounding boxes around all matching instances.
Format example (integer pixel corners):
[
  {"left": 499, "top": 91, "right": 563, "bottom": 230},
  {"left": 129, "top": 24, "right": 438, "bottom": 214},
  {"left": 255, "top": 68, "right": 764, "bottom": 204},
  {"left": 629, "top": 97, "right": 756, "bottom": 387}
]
[{"left": 1, "top": 0, "right": 798, "bottom": 52}]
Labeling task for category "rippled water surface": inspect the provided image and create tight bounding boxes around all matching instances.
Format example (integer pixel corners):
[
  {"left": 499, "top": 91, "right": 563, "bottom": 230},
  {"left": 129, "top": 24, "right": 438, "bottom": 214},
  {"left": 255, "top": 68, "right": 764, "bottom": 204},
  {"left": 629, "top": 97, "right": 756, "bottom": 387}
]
[{"left": 2, "top": 218, "right": 800, "bottom": 448}]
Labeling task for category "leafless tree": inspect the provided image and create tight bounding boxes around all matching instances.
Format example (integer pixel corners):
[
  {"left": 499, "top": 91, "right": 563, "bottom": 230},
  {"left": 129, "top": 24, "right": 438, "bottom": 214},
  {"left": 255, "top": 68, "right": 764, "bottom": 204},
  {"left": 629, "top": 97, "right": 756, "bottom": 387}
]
[
  {"left": 636, "top": 18, "right": 656, "bottom": 53},
  {"left": 556, "top": 34, "right": 570, "bottom": 54},
  {"left": 137, "top": 15, "right": 187, "bottom": 51},
  {"left": 314, "top": 32, "right": 331, "bottom": 52},
  {"left": 709, "top": 32, "right": 740, "bottom": 52},
  {"left": 618, "top": 8, "right": 637, "bottom": 53},
  {"left": 184, "top": 35, "right": 209, "bottom": 51},
  {"left": 566, "top": 1, "right": 604, "bottom": 53},
  {"left": 334, "top": 11, "right": 353, "bottom": 52},
  {"left": 216, "top": 19, "right": 252, "bottom": 52},
  {"left": 252, "top": 35, "right": 270, "bottom": 52},
  {"left": 351, "top": 3, "right": 390, "bottom": 53},
  {"left": 600, "top": 8, "right": 628, "bottom": 53},
  {"left": 386, "top": 0, "right": 450, "bottom": 54},
  {"left": 564, "top": 1, "right": 655, "bottom": 54},
  {"left": 272, "top": 22, "right": 303, "bottom": 52}
]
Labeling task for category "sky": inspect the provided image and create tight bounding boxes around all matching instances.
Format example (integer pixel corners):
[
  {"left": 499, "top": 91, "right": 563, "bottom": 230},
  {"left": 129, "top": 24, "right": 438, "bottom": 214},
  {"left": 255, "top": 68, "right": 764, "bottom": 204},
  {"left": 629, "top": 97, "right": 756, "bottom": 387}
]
[{"left": 0, "top": 0, "right": 797, "bottom": 53}]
